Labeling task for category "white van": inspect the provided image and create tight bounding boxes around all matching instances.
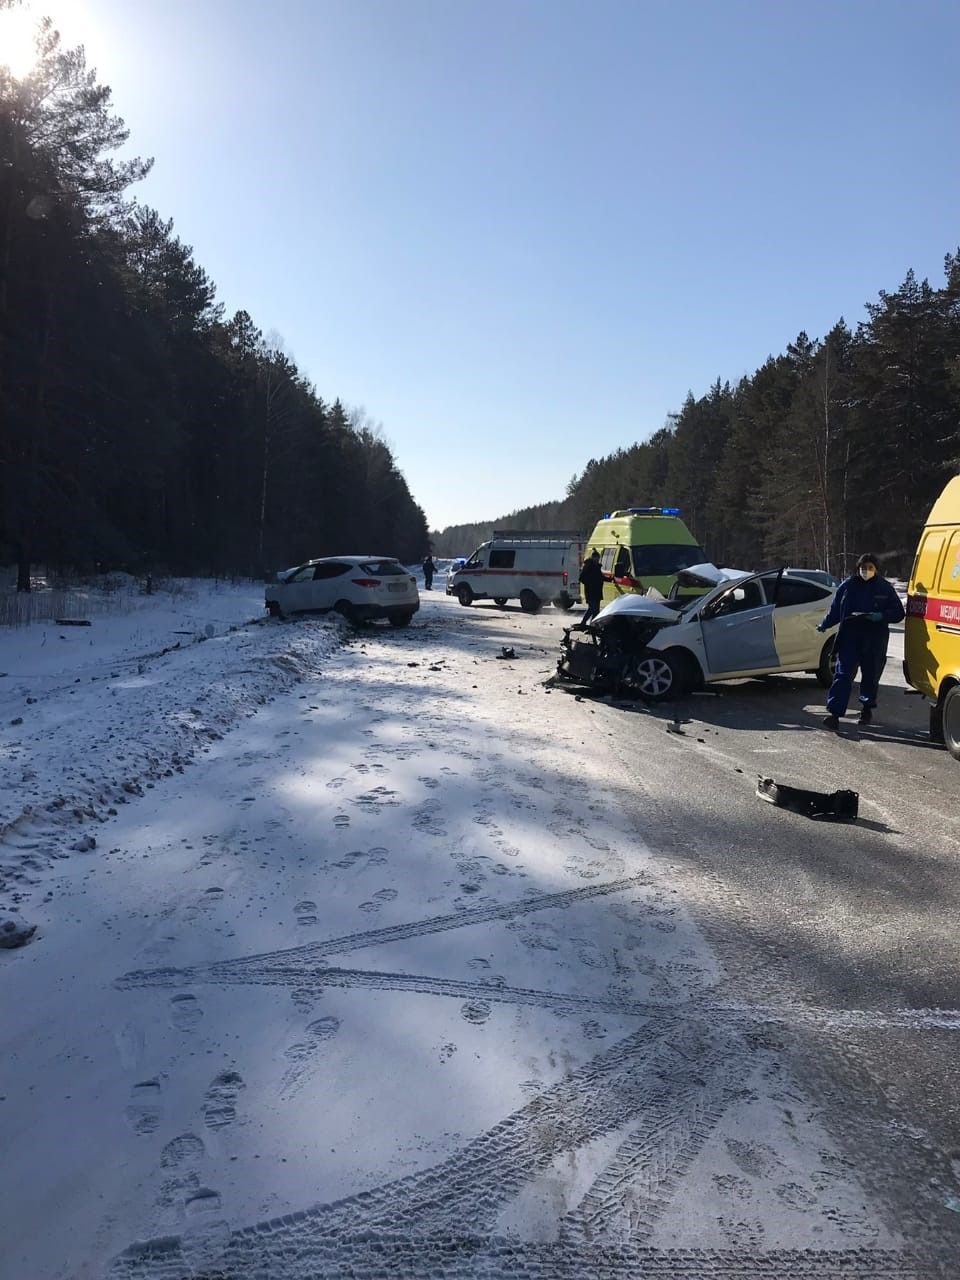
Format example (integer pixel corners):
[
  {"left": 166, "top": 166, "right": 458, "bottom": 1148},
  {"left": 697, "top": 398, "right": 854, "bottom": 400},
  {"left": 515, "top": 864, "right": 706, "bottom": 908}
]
[{"left": 450, "top": 530, "right": 586, "bottom": 612}]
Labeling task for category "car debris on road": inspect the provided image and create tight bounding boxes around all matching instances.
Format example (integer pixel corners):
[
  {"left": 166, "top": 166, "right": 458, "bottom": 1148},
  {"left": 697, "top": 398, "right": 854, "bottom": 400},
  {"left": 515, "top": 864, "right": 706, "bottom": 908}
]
[{"left": 756, "top": 776, "right": 859, "bottom": 823}]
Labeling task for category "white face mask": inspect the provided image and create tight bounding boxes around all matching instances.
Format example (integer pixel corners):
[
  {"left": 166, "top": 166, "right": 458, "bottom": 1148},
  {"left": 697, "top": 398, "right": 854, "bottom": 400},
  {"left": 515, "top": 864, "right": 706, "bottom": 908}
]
[{"left": 859, "top": 566, "right": 876, "bottom": 581}]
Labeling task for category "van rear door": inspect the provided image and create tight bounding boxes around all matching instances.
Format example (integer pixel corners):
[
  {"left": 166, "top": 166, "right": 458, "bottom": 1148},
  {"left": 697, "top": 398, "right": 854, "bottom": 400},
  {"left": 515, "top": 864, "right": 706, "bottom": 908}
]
[{"left": 906, "top": 528, "right": 949, "bottom": 697}]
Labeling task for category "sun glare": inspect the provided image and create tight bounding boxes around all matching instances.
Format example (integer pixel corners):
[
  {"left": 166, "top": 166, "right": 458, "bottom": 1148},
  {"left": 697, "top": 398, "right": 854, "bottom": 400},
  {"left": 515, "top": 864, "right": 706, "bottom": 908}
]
[{"left": 0, "top": 5, "right": 40, "bottom": 78}]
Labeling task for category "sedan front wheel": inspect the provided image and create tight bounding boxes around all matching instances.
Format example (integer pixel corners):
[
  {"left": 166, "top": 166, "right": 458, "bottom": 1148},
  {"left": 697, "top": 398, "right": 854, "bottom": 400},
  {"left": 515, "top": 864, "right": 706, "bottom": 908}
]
[{"left": 627, "top": 651, "right": 687, "bottom": 702}]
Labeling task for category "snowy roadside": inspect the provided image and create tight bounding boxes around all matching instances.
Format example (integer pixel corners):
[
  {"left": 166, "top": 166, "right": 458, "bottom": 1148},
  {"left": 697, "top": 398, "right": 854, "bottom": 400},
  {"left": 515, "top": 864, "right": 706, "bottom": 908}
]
[{"left": 0, "top": 581, "right": 344, "bottom": 908}]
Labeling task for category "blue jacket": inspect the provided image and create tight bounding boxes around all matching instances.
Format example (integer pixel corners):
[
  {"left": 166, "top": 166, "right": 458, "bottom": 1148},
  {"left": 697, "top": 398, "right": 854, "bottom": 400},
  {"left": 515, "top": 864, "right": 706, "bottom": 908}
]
[{"left": 819, "top": 573, "right": 905, "bottom": 632}]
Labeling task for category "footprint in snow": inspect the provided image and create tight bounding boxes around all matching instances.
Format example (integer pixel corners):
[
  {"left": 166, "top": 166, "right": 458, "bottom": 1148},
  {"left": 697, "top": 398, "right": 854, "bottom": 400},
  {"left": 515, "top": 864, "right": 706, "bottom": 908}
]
[
  {"left": 161, "top": 1132, "right": 207, "bottom": 1169},
  {"left": 125, "top": 1079, "right": 162, "bottom": 1135},
  {"left": 203, "top": 1069, "right": 245, "bottom": 1131},
  {"left": 460, "top": 1001, "right": 491, "bottom": 1025},
  {"left": 170, "top": 992, "right": 204, "bottom": 1031}
]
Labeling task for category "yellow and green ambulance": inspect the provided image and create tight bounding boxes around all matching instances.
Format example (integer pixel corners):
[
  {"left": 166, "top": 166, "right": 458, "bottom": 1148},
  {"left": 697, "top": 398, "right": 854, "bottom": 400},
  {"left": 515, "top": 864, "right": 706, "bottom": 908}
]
[{"left": 583, "top": 507, "right": 707, "bottom": 605}]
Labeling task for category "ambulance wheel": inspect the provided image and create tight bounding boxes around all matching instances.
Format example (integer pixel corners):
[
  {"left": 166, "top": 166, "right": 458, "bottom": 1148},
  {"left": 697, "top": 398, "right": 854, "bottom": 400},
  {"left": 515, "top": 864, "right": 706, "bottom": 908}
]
[
  {"left": 494, "top": 597, "right": 508, "bottom": 607},
  {"left": 627, "top": 650, "right": 688, "bottom": 702},
  {"left": 816, "top": 637, "right": 837, "bottom": 688},
  {"left": 942, "top": 684, "right": 960, "bottom": 762},
  {"left": 553, "top": 593, "right": 576, "bottom": 611},
  {"left": 520, "top": 589, "right": 541, "bottom": 613},
  {"left": 456, "top": 584, "right": 474, "bottom": 606}
]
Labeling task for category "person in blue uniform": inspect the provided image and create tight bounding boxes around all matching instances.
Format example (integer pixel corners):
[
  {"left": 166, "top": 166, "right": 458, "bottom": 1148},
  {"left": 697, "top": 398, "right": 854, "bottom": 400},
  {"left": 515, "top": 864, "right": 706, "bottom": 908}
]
[{"left": 816, "top": 553, "right": 905, "bottom": 730}]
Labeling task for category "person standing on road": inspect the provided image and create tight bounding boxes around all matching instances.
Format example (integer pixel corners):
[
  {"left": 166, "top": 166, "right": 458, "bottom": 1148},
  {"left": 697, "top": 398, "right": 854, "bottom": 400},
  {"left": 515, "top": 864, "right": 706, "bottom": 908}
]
[
  {"left": 422, "top": 555, "right": 435, "bottom": 590},
  {"left": 816, "top": 553, "right": 905, "bottom": 731},
  {"left": 578, "top": 550, "right": 604, "bottom": 625}
]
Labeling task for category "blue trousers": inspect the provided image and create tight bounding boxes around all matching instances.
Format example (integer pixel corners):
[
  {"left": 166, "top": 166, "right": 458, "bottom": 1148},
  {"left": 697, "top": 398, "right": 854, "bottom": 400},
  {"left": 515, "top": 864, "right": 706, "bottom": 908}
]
[{"left": 826, "top": 624, "right": 889, "bottom": 716}]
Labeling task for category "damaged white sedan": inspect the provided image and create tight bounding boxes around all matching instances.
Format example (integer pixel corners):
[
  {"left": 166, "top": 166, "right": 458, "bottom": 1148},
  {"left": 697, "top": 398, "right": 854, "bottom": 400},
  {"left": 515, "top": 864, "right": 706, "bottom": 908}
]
[{"left": 556, "top": 566, "right": 838, "bottom": 701}]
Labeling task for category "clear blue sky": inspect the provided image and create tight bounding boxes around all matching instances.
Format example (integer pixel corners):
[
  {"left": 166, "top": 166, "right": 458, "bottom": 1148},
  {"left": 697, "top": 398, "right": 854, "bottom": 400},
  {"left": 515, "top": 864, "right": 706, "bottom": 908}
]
[{"left": 35, "top": 0, "right": 960, "bottom": 529}]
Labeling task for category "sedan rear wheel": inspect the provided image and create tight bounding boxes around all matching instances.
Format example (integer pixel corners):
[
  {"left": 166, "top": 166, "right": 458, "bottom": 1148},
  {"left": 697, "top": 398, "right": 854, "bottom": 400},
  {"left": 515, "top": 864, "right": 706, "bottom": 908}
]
[
  {"left": 627, "top": 651, "right": 686, "bottom": 702},
  {"left": 816, "top": 636, "right": 837, "bottom": 688},
  {"left": 267, "top": 601, "right": 284, "bottom": 619}
]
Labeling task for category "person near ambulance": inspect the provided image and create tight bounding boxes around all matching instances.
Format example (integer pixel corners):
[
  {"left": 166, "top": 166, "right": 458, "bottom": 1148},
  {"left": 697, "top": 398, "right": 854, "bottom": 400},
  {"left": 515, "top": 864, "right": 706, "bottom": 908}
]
[
  {"left": 422, "top": 555, "right": 436, "bottom": 590},
  {"left": 816, "top": 553, "right": 905, "bottom": 730},
  {"left": 578, "top": 550, "right": 604, "bottom": 624}
]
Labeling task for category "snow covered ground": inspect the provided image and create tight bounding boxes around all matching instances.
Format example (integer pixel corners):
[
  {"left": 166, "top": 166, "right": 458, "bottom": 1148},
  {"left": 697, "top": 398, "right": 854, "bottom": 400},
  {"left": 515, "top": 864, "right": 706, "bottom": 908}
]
[{"left": 0, "top": 588, "right": 933, "bottom": 1278}]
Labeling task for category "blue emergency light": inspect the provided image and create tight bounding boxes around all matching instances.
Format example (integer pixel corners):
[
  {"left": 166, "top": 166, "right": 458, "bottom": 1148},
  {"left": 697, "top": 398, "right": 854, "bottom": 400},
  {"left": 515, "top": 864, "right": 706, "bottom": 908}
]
[
  {"left": 626, "top": 506, "right": 681, "bottom": 516},
  {"left": 661, "top": 507, "right": 681, "bottom": 515}
]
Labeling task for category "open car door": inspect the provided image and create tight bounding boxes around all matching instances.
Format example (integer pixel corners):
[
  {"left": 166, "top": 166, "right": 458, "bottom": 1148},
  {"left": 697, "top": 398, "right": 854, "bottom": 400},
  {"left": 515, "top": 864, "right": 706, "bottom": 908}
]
[{"left": 699, "top": 575, "right": 778, "bottom": 676}]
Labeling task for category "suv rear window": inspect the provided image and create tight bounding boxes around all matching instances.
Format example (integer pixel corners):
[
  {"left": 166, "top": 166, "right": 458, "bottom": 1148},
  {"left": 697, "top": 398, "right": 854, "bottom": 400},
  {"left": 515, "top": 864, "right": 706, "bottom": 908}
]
[
  {"left": 775, "top": 577, "right": 831, "bottom": 606},
  {"left": 360, "top": 560, "right": 406, "bottom": 576},
  {"left": 631, "top": 544, "right": 707, "bottom": 576}
]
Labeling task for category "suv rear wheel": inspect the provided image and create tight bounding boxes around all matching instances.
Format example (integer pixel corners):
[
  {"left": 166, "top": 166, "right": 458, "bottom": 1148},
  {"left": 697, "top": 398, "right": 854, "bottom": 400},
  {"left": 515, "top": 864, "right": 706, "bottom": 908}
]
[{"left": 388, "top": 611, "right": 414, "bottom": 628}]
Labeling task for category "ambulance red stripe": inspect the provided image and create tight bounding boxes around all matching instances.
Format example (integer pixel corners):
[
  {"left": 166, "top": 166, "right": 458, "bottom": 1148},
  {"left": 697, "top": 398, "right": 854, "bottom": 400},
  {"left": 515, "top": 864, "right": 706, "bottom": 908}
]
[{"left": 906, "top": 594, "right": 960, "bottom": 625}]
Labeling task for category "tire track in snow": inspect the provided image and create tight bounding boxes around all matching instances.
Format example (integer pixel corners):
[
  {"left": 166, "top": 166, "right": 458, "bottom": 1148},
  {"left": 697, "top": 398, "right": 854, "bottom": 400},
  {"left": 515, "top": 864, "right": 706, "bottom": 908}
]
[
  {"left": 116, "top": 872, "right": 653, "bottom": 990},
  {"left": 108, "top": 1236, "right": 939, "bottom": 1279}
]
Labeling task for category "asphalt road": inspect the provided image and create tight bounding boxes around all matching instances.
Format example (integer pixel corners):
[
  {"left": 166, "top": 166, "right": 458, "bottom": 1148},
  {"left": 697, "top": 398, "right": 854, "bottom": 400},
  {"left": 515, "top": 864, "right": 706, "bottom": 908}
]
[{"left": 450, "top": 591, "right": 960, "bottom": 1269}]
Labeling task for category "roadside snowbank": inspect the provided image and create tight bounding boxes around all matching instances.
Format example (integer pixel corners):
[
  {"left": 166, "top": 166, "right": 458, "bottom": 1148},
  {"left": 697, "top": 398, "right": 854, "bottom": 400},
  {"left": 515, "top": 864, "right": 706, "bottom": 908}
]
[{"left": 0, "top": 581, "right": 343, "bottom": 904}]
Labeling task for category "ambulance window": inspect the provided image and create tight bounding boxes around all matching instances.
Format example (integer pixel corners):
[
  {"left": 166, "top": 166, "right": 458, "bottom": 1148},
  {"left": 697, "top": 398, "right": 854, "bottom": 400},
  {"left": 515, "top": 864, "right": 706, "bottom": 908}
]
[
  {"left": 489, "top": 549, "right": 515, "bottom": 569},
  {"left": 600, "top": 547, "right": 617, "bottom": 573},
  {"left": 914, "top": 530, "right": 946, "bottom": 595},
  {"left": 614, "top": 547, "right": 631, "bottom": 576},
  {"left": 936, "top": 531, "right": 960, "bottom": 596},
  {"left": 631, "top": 544, "right": 707, "bottom": 575}
]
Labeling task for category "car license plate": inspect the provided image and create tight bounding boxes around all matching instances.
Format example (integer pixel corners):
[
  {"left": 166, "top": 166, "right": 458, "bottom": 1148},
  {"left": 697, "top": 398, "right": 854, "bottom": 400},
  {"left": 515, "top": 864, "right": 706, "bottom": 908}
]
[{"left": 388, "top": 583, "right": 407, "bottom": 592}]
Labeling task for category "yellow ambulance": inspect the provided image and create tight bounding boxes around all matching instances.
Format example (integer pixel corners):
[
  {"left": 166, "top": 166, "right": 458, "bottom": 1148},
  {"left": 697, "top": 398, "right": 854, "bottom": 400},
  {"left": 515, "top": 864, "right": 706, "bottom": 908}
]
[
  {"left": 583, "top": 507, "right": 707, "bottom": 604},
  {"left": 904, "top": 475, "right": 960, "bottom": 759}
]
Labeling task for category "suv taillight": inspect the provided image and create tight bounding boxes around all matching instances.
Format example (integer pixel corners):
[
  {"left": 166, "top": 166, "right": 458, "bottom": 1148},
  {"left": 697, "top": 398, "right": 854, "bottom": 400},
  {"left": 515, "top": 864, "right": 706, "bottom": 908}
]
[{"left": 351, "top": 578, "right": 381, "bottom": 588}]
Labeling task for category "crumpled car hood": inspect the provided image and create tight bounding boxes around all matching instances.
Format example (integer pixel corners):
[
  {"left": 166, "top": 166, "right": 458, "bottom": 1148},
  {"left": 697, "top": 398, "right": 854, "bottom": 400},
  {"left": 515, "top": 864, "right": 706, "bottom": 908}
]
[
  {"left": 674, "top": 563, "right": 750, "bottom": 588},
  {"left": 592, "top": 595, "right": 681, "bottom": 626}
]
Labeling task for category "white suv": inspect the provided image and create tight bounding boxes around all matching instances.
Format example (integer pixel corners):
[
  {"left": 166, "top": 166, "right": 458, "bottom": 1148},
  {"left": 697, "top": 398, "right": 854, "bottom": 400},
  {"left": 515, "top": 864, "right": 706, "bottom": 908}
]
[{"left": 265, "top": 556, "right": 419, "bottom": 626}]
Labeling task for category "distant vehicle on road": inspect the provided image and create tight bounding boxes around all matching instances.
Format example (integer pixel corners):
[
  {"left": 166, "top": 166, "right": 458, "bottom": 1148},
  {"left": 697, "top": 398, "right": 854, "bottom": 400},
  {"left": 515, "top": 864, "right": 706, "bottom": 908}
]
[
  {"left": 557, "top": 566, "right": 837, "bottom": 701},
  {"left": 444, "top": 557, "right": 467, "bottom": 594},
  {"left": 450, "top": 531, "right": 585, "bottom": 612},
  {"left": 266, "top": 556, "right": 419, "bottom": 626},
  {"left": 784, "top": 567, "right": 841, "bottom": 590}
]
